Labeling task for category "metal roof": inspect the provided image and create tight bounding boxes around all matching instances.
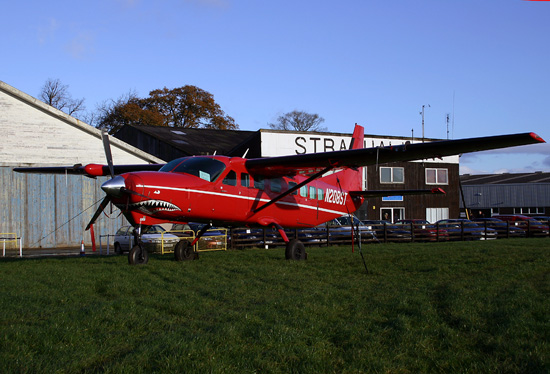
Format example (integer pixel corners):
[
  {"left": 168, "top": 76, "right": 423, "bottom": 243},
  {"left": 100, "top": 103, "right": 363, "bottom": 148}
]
[
  {"left": 461, "top": 172, "right": 550, "bottom": 185},
  {"left": 460, "top": 172, "right": 550, "bottom": 208}
]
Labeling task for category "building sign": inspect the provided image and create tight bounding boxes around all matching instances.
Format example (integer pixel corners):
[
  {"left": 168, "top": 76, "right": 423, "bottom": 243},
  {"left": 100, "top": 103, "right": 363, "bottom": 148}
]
[
  {"left": 260, "top": 130, "right": 459, "bottom": 164},
  {"left": 382, "top": 196, "right": 404, "bottom": 201}
]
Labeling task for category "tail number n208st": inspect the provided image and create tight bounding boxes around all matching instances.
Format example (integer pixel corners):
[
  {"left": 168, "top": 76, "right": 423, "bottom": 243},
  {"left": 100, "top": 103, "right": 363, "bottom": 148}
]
[{"left": 324, "top": 189, "right": 348, "bottom": 205}]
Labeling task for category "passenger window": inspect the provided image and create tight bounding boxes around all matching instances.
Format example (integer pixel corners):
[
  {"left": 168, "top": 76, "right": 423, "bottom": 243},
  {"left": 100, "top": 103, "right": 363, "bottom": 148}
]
[
  {"left": 300, "top": 185, "right": 308, "bottom": 197},
  {"left": 254, "top": 176, "right": 265, "bottom": 190},
  {"left": 309, "top": 186, "right": 316, "bottom": 199},
  {"left": 241, "top": 173, "right": 250, "bottom": 187},
  {"left": 271, "top": 178, "right": 281, "bottom": 193},
  {"left": 288, "top": 181, "right": 298, "bottom": 195},
  {"left": 317, "top": 188, "right": 324, "bottom": 200},
  {"left": 222, "top": 170, "right": 237, "bottom": 186}
]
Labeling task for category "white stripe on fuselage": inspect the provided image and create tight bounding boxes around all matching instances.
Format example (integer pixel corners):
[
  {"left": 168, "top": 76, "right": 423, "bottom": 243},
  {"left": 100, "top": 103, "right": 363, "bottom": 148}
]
[{"left": 136, "top": 184, "right": 348, "bottom": 216}]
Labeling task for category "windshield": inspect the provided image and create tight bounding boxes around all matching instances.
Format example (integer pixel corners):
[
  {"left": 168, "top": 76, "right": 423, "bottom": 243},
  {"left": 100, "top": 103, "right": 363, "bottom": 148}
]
[{"left": 159, "top": 157, "right": 226, "bottom": 182}]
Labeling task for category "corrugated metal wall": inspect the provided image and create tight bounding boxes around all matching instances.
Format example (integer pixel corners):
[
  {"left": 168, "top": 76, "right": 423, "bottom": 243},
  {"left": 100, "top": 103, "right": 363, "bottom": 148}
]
[
  {"left": 461, "top": 184, "right": 550, "bottom": 209},
  {"left": 1, "top": 167, "right": 127, "bottom": 248}
]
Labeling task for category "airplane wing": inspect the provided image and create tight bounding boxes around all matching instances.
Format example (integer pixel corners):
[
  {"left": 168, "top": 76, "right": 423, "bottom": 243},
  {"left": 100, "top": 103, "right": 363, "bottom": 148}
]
[
  {"left": 245, "top": 132, "right": 545, "bottom": 176},
  {"left": 13, "top": 163, "right": 164, "bottom": 177}
]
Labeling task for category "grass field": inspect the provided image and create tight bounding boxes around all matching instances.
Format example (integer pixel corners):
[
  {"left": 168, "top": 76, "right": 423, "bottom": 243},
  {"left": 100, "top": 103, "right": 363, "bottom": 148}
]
[{"left": 1, "top": 239, "right": 549, "bottom": 373}]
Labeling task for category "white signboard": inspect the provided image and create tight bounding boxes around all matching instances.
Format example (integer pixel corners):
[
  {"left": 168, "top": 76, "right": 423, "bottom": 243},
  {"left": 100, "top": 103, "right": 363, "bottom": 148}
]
[{"left": 260, "top": 130, "right": 459, "bottom": 164}]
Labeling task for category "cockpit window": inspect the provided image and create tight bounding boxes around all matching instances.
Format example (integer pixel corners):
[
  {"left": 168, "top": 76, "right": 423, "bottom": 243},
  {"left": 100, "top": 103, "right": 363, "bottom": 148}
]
[
  {"left": 159, "top": 157, "right": 226, "bottom": 182},
  {"left": 159, "top": 157, "right": 189, "bottom": 172}
]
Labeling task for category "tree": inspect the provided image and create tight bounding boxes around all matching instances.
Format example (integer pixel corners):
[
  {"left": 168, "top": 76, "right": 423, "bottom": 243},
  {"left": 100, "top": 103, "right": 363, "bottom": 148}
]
[
  {"left": 96, "top": 91, "right": 165, "bottom": 134},
  {"left": 39, "top": 78, "right": 86, "bottom": 116},
  {"left": 96, "top": 85, "right": 238, "bottom": 134},
  {"left": 269, "top": 110, "right": 326, "bottom": 132}
]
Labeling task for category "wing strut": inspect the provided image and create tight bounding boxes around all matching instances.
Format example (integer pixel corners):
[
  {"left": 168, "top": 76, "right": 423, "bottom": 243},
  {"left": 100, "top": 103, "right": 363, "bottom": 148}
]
[{"left": 252, "top": 166, "right": 334, "bottom": 214}]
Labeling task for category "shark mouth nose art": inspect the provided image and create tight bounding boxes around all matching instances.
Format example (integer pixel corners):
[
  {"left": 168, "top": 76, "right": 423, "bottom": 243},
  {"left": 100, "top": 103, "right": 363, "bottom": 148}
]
[{"left": 121, "top": 199, "right": 181, "bottom": 215}]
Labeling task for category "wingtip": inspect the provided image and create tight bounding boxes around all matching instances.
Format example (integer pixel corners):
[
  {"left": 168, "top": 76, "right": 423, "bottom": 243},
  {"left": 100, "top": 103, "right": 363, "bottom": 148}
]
[{"left": 530, "top": 132, "right": 546, "bottom": 143}]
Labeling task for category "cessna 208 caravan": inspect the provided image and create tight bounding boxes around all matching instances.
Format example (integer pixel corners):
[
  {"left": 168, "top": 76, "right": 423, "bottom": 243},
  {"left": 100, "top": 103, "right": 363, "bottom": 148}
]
[{"left": 15, "top": 124, "right": 545, "bottom": 264}]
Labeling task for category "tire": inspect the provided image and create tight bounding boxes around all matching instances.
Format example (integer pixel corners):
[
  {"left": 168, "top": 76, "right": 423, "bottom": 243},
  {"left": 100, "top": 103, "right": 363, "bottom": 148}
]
[
  {"left": 285, "top": 239, "right": 306, "bottom": 260},
  {"left": 174, "top": 240, "right": 197, "bottom": 261},
  {"left": 128, "top": 245, "right": 149, "bottom": 265},
  {"left": 114, "top": 242, "right": 122, "bottom": 255}
]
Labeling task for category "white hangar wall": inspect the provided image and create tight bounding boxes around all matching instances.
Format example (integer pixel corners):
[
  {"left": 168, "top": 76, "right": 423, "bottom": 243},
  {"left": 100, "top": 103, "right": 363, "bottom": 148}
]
[
  {"left": 0, "top": 80, "right": 161, "bottom": 167},
  {"left": 0, "top": 81, "right": 163, "bottom": 248}
]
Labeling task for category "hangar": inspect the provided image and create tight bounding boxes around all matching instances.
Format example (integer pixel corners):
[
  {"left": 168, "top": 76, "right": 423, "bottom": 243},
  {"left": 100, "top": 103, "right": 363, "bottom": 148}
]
[
  {"left": 460, "top": 172, "right": 550, "bottom": 218},
  {"left": 0, "top": 81, "right": 162, "bottom": 248}
]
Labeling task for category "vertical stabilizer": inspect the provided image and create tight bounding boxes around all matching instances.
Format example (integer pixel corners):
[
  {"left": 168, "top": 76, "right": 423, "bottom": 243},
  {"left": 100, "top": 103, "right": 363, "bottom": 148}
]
[{"left": 324, "top": 124, "right": 364, "bottom": 192}]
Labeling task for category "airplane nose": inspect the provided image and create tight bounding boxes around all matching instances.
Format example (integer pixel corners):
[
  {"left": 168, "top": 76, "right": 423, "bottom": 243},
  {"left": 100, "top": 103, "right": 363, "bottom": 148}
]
[{"left": 101, "top": 175, "right": 126, "bottom": 198}]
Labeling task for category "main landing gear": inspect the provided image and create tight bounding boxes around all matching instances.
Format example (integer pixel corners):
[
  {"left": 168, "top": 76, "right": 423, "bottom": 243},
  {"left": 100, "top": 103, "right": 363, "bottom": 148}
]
[
  {"left": 285, "top": 238, "right": 307, "bottom": 260},
  {"left": 174, "top": 240, "right": 198, "bottom": 261},
  {"left": 273, "top": 224, "right": 307, "bottom": 261},
  {"left": 174, "top": 223, "right": 212, "bottom": 262}
]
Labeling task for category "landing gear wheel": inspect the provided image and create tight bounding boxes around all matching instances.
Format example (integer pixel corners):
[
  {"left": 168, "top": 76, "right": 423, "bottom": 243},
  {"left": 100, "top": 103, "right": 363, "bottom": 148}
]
[
  {"left": 174, "top": 240, "right": 197, "bottom": 261},
  {"left": 128, "top": 245, "right": 149, "bottom": 265},
  {"left": 285, "top": 239, "right": 307, "bottom": 260}
]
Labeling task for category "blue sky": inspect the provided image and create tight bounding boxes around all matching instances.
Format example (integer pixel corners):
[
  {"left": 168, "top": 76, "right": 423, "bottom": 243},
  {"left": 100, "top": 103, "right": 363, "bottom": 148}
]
[{"left": 2, "top": 0, "right": 549, "bottom": 174}]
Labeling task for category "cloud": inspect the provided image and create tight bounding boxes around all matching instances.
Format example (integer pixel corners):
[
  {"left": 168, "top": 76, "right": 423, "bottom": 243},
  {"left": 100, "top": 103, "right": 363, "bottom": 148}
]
[
  {"left": 37, "top": 18, "right": 59, "bottom": 44},
  {"left": 471, "top": 142, "right": 550, "bottom": 156},
  {"left": 64, "top": 32, "right": 95, "bottom": 60},
  {"left": 183, "top": 0, "right": 230, "bottom": 8}
]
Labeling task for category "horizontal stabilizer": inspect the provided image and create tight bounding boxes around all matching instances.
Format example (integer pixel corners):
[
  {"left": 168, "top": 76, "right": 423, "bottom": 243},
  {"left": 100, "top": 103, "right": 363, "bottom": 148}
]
[{"left": 349, "top": 187, "right": 446, "bottom": 198}]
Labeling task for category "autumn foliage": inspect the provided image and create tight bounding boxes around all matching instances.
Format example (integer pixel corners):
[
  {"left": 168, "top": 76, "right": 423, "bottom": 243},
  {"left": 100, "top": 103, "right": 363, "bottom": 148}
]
[{"left": 98, "top": 85, "right": 238, "bottom": 134}]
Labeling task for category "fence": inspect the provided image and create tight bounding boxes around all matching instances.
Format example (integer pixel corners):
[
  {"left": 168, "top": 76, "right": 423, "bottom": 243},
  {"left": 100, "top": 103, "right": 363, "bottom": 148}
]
[
  {"left": 1, "top": 233, "right": 23, "bottom": 257},
  {"left": 228, "top": 221, "right": 549, "bottom": 248},
  {"left": 167, "top": 228, "right": 228, "bottom": 253}
]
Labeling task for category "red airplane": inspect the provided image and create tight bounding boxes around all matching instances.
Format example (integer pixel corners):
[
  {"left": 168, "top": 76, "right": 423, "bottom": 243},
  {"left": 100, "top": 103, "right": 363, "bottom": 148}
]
[{"left": 15, "top": 124, "right": 545, "bottom": 264}]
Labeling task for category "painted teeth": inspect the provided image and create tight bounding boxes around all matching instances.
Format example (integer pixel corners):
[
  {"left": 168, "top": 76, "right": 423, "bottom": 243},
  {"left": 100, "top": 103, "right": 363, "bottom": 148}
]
[{"left": 126, "top": 199, "right": 181, "bottom": 212}]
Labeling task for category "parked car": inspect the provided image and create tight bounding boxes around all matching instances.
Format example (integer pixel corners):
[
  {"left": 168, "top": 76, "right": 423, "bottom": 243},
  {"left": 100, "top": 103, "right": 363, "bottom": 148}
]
[
  {"left": 472, "top": 218, "right": 526, "bottom": 237},
  {"left": 325, "top": 215, "right": 377, "bottom": 243},
  {"left": 171, "top": 223, "right": 227, "bottom": 250},
  {"left": 395, "top": 219, "right": 449, "bottom": 241},
  {"left": 436, "top": 219, "right": 498, "bottom": 240},
  {"left": 361, "top": 220, "right": 412, "bottom": 241},
  {"left": 492, "top": 215, "right": 549, "bottom": 237},
  {"left": 228, "top": 227, "right": 279, "bottom": 248},
  {"left": 532, "top": 216, "right": 550, "bottom": 224},
  {"left": 114, "top": 225, "right": 180, "bottom": 254}
]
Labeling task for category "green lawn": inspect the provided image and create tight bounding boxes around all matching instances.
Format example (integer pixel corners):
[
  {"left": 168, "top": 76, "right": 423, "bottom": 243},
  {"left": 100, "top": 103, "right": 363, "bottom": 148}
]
[{"left": 1, "top": 239, "right": 549, "bottom": 373}]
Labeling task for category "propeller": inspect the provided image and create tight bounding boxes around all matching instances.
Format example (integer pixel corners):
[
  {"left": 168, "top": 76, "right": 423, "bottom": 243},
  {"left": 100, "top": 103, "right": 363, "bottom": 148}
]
[
  {"left": 102, "top": 129, "right": 115, "bottom": 179},
  {"left": 85, "top": 130, "right": 117, "bottom": 230},
  {"left": 85, "top": 131, "right": 152, "bottom": 230}
]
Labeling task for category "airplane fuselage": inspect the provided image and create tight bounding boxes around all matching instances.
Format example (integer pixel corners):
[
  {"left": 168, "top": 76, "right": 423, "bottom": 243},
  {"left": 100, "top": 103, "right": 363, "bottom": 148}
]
[{"left": 108, "top": 155, "right": 364, "bottom": 228}]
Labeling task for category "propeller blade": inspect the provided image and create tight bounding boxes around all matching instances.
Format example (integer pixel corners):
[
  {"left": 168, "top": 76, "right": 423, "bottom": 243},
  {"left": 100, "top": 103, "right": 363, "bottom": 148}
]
[
  {"left": 101, "top": 130, "right": 115, "bottom": 179},
  {"left": 85, "top": 196, "right": 111, "bottom": 231}
]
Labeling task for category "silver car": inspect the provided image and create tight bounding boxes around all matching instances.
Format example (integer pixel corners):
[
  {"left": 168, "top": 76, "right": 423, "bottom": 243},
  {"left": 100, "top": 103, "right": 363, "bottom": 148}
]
[{"left": 114, "top": 225, "right": 180, "bottom": 254}]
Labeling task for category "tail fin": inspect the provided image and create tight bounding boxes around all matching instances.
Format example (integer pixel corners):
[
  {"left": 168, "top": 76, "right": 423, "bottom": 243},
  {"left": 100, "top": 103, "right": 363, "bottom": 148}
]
[{"left": 324, "top": 124, "right": 364, "bottom": 191}]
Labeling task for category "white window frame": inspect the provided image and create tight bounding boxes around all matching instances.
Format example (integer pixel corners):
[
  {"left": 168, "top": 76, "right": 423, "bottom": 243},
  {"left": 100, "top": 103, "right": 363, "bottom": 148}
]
[
  {"left": 380, "top": 167, "right": 404, "bottom": 184},
  {"left": 425, "top": 168, "right": 448, "bottom": 185}
]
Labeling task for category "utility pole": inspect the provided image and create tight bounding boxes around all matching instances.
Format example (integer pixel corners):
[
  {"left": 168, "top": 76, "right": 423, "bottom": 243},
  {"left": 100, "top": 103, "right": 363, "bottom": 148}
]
[
  {"left": 420, "top": 104, "right": 430, "bottom": 142},
  {"left": 446, "top": 113, "right": 450, "bottom": 140}
]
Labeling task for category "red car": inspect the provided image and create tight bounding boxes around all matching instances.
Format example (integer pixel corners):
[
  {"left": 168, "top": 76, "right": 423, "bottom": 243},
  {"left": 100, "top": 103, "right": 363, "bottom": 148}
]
[
  {"left": 395, "top": 219, "right": 449, "bottom": 241},
  {"left": 492, "top": 215, "right": 549, "bottom": 237}
]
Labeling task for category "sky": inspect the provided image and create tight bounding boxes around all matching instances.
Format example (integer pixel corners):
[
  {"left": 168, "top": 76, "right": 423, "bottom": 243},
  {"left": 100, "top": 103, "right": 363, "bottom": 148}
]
[{"left": 2, "top": 0, "right": 549, "bottom": 174}]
